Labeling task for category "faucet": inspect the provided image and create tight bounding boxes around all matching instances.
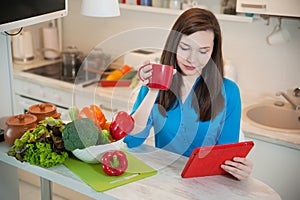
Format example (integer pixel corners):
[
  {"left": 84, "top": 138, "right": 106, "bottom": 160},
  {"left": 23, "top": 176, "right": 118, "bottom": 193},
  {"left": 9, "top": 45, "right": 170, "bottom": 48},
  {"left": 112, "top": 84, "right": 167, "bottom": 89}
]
[
  {"left": 276, "top": 91, "right": 300, "bottom": 110},
  {"left": 293, "top": 87, "right": 300, "bottom": 97}
]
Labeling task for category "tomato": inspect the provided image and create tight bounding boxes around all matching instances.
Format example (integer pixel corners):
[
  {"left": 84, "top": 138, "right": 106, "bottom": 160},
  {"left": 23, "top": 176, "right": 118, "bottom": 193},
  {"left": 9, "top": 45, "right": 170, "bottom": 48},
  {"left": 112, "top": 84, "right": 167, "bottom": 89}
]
[{"left": 78, "top": 105, "right": 106, "bottom": 130}]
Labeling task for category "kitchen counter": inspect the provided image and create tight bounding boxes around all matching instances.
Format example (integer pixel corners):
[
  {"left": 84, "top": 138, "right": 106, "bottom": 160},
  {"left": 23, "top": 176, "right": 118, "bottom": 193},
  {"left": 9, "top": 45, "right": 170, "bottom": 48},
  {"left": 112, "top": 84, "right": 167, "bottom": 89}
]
[
  {"left": 0, "top": 142, "right": 281, "bottom": 200},
  {"left": 240, "top": 90, "right": 300, "bottom": 151},
  {"left": 13, "top": 59, "right": 137, "bottom": 106},
  {"left": 13, "top": 59, "right": 300, "bottom": 151}
]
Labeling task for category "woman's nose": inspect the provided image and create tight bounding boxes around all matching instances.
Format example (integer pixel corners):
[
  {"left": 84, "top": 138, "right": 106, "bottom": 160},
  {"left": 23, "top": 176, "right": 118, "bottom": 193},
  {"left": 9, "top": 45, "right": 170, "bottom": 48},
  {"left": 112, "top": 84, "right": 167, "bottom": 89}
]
[{"left": 186, "top": 50, "right": 196, "bottom": 63}]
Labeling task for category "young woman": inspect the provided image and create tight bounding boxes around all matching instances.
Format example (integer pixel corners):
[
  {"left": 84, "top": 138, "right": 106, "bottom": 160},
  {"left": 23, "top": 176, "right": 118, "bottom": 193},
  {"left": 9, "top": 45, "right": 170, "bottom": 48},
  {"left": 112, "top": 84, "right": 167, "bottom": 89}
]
[{"left": 124, "top": 8, "right": 253, "bottom": 180}]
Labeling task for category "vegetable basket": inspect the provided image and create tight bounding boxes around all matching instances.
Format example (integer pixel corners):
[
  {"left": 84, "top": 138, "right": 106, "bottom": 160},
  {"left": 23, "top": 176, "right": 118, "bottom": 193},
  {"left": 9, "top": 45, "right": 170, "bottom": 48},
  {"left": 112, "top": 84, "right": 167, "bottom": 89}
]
[{"left": 72, "top": 139, "right": 124, "bottom": 164}]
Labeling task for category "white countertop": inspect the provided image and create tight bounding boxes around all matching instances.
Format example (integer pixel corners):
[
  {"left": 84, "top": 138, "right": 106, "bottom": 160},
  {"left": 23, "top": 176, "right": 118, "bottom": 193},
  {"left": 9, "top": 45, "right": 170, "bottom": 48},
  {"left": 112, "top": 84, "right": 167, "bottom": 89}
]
[
  {"left": 240, "top": 90, "right": 300, "bottom": 150},
  {"left": 13, "top": 59, "right": 137, "bottom": 106},
  {"left": 12, "top": 59, "right": 300, "bottom": 151},
  {"left": 0, "top": 142, "right": 281, "bottom": 200}
]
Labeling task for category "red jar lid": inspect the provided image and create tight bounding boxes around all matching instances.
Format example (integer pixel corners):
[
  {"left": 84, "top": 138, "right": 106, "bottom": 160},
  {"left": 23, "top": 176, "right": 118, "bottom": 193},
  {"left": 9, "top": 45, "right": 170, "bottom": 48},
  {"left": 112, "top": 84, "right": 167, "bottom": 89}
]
[
  {"left": 6, "top": 114, "right": 37, "bottom": 126},
  {"left": 28, "top": 103, "right": 57, "bottom": 115}
]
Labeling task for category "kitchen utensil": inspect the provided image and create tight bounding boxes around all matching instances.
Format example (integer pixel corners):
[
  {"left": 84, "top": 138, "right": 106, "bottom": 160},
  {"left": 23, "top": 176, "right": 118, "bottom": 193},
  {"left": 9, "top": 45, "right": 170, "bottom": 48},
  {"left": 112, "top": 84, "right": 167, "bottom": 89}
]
[
  {"left": 138, "top": 63, "right": 174, "bottom": 90},
  {"left": 152, "top": 0, "right": 163, "bottom": 7},
  {"left": 293, "top": 87, "right": 300, "bottom": 97},
  {"left": 266, "top": 18, "right": 290, "bottom": 45},
  {"left": 169, "top": 0, "right": 181, "bottom": 10},
  {"left": 12, "top": 30, "right": 34, "bottom": 63},
  {"left": 266, "top": 25, "right": 290, "bottom": 45},
  {"left": 140, "top": 0, "right": 151, "bottom": 6},
  {"left": 61, "top": 46, "right": 84, "bottom": 79},
  {"left": 4, "top": 114, "right": 38, "bottom": 146},
  {"left": 0, "top": 129, "right": 4, "bottom": 142},
  {"left": 72, "top": 139, "right": 124, "bottom": 163},
  {"left": 84, "top": 67, "right": 111, "bottom": 76},
  {"left": 82, "top": 48, "right": 111, "bottom": 72},
  {"left": 99, "top": 80, "right": 132, "bottom": 87},
  {"left": 0, "top": 116, "right": 9, "bottom": 142},
  {"left": 28, "top": 103, "right": 61, "bottom": 122}
]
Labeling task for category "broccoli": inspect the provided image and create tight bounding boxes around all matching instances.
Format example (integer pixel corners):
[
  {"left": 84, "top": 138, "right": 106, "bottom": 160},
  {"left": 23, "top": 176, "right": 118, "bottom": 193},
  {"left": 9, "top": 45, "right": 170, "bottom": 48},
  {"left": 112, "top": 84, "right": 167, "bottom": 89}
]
[{"left": 62, "top": 118, "right": 99, "bottom": 151}]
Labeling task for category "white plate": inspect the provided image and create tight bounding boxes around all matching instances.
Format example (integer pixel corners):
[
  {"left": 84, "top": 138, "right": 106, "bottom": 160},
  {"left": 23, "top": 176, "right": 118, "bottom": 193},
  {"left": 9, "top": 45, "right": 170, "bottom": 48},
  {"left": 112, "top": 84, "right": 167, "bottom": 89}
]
[{"left": 72, "top": 139, "right": 124, "bottom": 164}]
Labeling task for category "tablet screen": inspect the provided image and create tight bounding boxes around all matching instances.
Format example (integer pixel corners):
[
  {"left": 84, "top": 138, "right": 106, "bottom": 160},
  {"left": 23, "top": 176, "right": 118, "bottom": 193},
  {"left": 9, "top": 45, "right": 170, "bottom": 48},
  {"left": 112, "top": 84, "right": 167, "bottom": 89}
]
[{"left": 181, "top": 141, "right": 254, "bottom": 178}]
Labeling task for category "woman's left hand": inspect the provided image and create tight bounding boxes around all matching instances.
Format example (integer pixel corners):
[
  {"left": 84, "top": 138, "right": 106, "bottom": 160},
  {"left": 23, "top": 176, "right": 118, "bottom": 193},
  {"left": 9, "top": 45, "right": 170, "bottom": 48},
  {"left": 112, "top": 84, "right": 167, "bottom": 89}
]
[{"left": 221, "top": 157, "right": 253, "bottom": 180}]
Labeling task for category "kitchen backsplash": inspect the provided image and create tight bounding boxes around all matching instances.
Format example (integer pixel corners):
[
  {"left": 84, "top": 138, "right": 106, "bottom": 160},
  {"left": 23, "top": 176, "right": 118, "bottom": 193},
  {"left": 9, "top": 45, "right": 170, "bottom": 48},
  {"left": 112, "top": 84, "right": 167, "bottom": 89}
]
[{"left": 26, "top": 0, "right": 300, "bottom": 95}]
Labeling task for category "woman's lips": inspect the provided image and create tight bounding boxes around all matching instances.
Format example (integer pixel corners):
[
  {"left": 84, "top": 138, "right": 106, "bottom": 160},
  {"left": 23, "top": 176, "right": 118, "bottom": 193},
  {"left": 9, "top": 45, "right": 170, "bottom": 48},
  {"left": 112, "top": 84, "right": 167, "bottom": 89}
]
[{"left": 184, "top": 64, "right": 196, "bottom": 70}]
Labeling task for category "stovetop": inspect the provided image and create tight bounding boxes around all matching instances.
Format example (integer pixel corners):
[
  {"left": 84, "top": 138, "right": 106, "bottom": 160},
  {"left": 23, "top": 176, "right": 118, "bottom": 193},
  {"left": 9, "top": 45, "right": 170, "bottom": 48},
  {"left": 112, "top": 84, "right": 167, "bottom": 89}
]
[{"left": 23, "top": 62, "right": 97, "bottom": 84}]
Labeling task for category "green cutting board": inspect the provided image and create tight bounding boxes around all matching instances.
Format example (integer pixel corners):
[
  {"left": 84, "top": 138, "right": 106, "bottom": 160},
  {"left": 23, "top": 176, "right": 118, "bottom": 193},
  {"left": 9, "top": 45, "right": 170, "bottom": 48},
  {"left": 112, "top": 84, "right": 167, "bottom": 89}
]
[{"left": 64, "top": 150, "right": 157, "bottom": 192}]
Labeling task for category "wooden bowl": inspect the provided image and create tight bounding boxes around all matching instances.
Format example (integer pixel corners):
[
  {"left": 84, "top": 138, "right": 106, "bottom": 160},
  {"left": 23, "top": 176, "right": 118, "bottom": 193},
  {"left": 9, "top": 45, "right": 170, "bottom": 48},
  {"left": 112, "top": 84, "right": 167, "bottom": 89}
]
[
  {"left": 28, "top": 103, "right": 61, "bottom": 122},
  {"left": 4, "top": 114, "right": 37, "bottom": 146}
]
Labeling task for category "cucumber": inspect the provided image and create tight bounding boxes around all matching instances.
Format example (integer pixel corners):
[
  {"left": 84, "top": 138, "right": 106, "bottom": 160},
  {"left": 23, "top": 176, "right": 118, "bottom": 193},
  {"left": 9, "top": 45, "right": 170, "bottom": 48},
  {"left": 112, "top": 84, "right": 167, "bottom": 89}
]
[{"left": 120, "top": 70, "right": 138, "bottom": 80}]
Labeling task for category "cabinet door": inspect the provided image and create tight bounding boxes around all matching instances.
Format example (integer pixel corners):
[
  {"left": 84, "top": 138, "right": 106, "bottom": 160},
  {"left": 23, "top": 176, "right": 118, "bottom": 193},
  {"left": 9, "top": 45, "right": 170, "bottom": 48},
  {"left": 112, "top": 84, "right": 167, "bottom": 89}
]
[{"left": 236, "top": 0, "right": 300, "bottom": 17}]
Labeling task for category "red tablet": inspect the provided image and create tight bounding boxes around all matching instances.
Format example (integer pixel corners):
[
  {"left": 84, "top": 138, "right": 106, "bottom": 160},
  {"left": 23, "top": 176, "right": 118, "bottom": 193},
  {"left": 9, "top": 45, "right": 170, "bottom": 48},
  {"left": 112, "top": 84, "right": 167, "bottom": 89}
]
[{"left": 181, "top": 141, "right": 254, "bottom": 178}]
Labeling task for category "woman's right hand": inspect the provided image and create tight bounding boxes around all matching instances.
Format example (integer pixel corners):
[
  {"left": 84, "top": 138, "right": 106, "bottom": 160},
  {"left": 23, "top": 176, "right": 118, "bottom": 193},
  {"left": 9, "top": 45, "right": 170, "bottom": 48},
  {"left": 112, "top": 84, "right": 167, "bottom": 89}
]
[{"left": 138, "top": 61, "right": 152, "bottom": 85}]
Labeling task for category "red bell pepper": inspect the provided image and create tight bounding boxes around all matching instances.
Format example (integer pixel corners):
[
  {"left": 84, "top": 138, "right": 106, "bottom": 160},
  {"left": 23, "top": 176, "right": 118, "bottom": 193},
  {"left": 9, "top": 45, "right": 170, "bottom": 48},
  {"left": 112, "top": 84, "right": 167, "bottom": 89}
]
[
  {"left": 101, "top": 150, "right": 128, "bottom": 176},
  {"left": 78, "top": 105, "right": 106, "bottom": 130},
  {"left": 110, "top": 111, "right": 134, "bottom": 140}
]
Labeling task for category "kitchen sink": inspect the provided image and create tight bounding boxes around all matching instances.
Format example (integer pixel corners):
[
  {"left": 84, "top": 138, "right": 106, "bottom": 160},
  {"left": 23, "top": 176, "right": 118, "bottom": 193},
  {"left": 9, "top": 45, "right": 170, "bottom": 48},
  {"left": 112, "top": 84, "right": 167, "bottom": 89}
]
[{"left": 242, "top": 103, "right": 300, "bottom": 133}]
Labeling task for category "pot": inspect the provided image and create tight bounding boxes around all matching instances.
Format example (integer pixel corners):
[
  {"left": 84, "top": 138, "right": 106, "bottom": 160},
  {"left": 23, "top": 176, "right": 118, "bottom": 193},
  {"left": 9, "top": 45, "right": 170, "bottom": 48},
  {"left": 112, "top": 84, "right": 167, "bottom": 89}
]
[
  {"left": 28, "top": 103, "right": 61, "bottom": 122},
  {"left": 4, "top": 114, "right": 37, "bottom": 146},
  {"left": 61, "top": 46, "right": 84, "bottom": 80}
]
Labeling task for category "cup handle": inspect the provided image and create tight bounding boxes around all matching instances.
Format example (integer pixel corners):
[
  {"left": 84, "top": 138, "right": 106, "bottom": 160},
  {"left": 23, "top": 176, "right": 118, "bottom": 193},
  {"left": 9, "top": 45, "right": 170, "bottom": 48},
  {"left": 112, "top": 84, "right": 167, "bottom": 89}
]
[
  {"left": 172, "top": 68, "right": 177, "bottom": 75},
  {"left": 137, "top": 63, "right": 150, "bottom": 81}
]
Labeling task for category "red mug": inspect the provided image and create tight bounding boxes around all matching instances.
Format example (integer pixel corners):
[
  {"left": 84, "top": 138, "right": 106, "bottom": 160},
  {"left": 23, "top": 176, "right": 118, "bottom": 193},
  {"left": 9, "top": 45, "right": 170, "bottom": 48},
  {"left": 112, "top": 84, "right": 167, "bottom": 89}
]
[{"left": 138, "top": 63, "right": 174, "bottom": 90}]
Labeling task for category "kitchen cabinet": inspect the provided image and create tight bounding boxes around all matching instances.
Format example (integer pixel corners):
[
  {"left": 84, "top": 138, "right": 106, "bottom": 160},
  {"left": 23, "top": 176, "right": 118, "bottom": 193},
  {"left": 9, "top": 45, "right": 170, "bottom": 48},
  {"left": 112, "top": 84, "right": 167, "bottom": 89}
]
[
  {"left": 245, "top": 136, "right": 300, "bottom": 200},
  {"left": 236, "top": 0, "right": 300, "bottom": 17},
  {"left": 120, "top": 3, "right": 254, "bottom": 23}
]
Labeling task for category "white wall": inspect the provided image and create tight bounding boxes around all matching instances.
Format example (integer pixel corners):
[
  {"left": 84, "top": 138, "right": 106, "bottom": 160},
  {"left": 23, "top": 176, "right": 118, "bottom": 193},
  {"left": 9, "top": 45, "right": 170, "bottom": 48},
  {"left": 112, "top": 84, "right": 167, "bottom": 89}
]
[
  {"left": 220, "top": 18, "right": 300, "bottom": 93},
  {"left": 45, "top": 0, "right": 298, "bottom": 95},
  {"left": 61, "top": 0, "right": 300, "bottom": 95}
]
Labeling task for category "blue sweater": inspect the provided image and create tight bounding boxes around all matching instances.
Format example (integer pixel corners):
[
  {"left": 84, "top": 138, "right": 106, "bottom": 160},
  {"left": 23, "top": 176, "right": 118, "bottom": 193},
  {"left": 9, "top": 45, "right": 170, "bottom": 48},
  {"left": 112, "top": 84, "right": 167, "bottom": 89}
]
[{"left": 124, "top": 78, "right": 241, "bottom": 157}]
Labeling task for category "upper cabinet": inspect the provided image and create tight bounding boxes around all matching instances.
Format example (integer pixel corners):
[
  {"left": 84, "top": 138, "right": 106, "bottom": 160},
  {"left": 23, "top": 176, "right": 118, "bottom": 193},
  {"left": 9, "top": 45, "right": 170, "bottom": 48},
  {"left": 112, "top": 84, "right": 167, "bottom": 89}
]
[
  {"left": 236, "top": 0, "right": 300, "bottom": 18},
  {"left": 119, "top": 4, "right": 253, "bottom": 23}
]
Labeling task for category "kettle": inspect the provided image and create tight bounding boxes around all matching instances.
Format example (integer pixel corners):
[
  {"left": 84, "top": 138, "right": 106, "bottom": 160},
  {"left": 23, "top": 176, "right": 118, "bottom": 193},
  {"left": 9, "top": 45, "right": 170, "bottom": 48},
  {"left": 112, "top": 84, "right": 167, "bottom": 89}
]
[
  {"left": 12, "top": 30, "right": 34, "bottom": 63},
  {"left": 61, "top": 46, "right": 84, "bottom": 80}
]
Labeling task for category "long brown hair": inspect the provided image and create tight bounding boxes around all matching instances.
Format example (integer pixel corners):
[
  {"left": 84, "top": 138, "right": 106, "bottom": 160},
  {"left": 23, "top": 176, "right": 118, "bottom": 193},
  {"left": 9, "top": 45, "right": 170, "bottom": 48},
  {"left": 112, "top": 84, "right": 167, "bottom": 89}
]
[{"left": 158, "top": 8, "right": 224, "bottom": 121}]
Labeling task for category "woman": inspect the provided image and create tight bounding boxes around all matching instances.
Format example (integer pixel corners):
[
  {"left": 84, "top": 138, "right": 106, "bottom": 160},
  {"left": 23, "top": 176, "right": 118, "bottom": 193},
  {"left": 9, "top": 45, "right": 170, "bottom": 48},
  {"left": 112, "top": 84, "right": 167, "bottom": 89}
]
[{"left": 124, "top": 8, "right": 253, "bottom": 180}]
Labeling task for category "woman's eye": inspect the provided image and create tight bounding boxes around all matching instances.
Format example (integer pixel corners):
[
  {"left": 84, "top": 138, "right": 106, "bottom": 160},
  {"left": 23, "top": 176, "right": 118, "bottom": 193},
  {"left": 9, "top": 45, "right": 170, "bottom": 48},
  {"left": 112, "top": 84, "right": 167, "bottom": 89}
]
[
  {"left": 179, "top": 45, "right": 189, "bottom": 51},
  {"left": 199, "top": 50, "right": 209, "bottom": 54}
]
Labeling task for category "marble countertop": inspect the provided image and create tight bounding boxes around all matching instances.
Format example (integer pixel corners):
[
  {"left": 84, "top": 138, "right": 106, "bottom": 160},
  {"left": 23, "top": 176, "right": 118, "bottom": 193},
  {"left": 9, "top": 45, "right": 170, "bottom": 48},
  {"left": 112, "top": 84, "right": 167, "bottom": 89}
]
[
  {"left": 12, "top": 59, "right": 300, "bottom": 151},
  {"left": 0, "top": 142, "right": 281, "bottom": 200}
]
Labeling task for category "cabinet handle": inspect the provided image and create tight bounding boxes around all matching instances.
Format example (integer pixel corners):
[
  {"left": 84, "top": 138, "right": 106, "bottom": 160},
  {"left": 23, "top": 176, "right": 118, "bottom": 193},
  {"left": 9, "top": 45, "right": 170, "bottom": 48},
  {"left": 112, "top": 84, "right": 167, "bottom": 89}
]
[
  {"left": 99, "top": 104, "right": 118, "bottom": 112},
  {"left": 241, "top": 3, "right": 267, "bottom": 9}
]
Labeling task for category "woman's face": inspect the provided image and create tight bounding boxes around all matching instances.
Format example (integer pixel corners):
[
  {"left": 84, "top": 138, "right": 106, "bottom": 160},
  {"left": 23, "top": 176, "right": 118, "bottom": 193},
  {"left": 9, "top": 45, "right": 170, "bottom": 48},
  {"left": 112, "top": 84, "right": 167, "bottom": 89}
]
[{"left": 176, "top": 30, "right": 214, "bottom": 76}]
